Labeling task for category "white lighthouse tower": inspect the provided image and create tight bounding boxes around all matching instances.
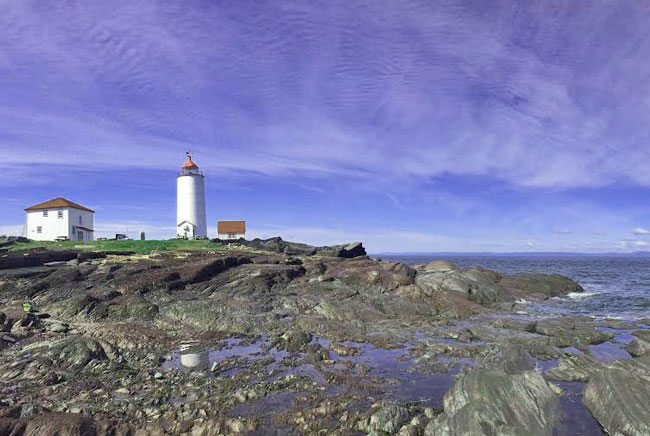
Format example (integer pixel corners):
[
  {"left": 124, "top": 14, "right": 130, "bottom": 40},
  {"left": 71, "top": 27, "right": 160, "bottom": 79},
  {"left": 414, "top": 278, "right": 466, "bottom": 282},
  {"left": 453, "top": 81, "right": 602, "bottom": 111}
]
[{"left": 176, "top": 152, "right": 207, "bottom": 239}]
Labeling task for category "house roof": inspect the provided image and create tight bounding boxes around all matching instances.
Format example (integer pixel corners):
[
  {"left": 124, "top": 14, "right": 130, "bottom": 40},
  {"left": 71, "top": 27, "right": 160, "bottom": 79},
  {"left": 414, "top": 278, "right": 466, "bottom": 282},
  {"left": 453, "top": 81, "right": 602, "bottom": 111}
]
[
  {"left": 25, "top": 197, "right": 95, "bottom": 213},
  {"left": 218, "top": 221, "right": 246, "bottom": 234}
]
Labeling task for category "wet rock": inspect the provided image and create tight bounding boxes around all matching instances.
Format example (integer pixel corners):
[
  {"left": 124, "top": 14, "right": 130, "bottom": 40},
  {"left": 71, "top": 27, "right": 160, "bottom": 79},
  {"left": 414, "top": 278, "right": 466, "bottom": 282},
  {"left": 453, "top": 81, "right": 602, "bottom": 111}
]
[
  {"left": 425, "top": 368, "right": 560, "bottom": 436},
  {"left": 583, "top": 355, "right": 650, "bottom": 436},
  {"left": 545, "top": 353, "right": 599, "bottom": 382}
]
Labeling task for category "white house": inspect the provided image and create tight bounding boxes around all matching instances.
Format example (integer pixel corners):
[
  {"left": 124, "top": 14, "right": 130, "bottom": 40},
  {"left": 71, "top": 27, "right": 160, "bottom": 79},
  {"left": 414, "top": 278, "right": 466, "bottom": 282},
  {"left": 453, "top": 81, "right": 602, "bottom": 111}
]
[
  {"left": 217, "top": 221, "right": 246, "bottom": 240},
  {"left": 177, "top": 152, "right": 207, "bottom": 239},
  {"left": 25, "top": 198, "right": 95, "bottom": 241}
]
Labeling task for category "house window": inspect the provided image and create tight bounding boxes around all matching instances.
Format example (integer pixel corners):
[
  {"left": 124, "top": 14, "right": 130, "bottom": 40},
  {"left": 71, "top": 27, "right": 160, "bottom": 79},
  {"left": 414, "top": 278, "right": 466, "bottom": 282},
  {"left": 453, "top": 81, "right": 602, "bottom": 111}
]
[
  {"left": 36, "top": 226, "right": 42, "bottom": 233},
  {"left": 43, "top": 210, "right": 48, "bottom": 217},
  {"left": 72, "top": 227, "right": 76, "bottom": 235},
  {"left": 58, "top": 210, "right": 63, "bottom": 219},
  {"left": 79, "top": 216, "right": 82, "bottom": 225}
]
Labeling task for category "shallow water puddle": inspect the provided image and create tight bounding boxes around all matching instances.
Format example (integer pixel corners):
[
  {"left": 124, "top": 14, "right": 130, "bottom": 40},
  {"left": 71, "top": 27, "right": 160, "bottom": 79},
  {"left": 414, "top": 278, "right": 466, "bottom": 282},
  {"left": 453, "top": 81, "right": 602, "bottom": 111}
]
[
  {"left": 321, "top": 338, "right": 458, "bottom": 406},
  {"left": 587, "top": 341, "right": 631, "bottom": 362},
  {"left": 553, "top": 382, "right": 605, "bottom": 436},
  {"left": 162, "top": 338, "right": 289, "bottom": 371},
  {"left": 594, "top": 326, "right": 636, "bottom": 344}
]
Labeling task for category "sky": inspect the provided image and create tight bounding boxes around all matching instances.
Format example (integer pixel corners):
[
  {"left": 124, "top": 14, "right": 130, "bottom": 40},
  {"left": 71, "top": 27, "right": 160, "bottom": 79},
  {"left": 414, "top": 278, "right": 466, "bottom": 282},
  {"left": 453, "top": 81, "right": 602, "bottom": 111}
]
[{"left": 2, "top": 0, "right": 650, "bottom": 253}]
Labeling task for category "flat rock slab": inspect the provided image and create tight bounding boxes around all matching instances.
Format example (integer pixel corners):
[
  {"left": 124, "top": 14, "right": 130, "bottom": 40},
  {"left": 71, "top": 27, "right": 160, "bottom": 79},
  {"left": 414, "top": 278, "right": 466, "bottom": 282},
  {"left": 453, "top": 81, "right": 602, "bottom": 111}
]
[
  {"left": 425, "top": 368, "right": 560, "bottom": 436},
  {"left": 583, "top": 356, "right": 650, "bottom": 436}
]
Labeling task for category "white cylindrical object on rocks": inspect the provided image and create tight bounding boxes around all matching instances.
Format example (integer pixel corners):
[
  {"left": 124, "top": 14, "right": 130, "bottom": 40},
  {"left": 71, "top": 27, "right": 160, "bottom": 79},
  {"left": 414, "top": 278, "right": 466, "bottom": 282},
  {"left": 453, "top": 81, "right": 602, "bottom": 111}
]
[{"left": 176, "top": 153, "right": 207, "bottom": 239}]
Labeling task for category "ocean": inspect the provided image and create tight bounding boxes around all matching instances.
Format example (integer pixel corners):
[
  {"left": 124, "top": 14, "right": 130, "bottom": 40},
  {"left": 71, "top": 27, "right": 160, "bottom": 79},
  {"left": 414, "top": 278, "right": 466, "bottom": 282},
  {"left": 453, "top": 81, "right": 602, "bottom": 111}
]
[{"left": 377, "top": 255, "right": 650, "bottom": 321}]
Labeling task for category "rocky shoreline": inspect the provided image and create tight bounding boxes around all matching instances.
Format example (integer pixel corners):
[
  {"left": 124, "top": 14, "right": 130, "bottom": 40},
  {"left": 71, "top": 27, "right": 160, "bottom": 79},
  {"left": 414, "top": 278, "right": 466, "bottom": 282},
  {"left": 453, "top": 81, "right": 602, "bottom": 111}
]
[{"left": 1, "top": 239, "right": 649, "bottom": 435}]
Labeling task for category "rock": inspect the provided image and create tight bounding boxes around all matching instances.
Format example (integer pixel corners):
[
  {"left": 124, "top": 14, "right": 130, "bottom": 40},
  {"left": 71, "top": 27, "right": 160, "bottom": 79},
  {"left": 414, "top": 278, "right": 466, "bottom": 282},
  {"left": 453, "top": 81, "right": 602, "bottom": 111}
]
[
  {"left": 479, "top": 346, "right": 536, "bottom": 374},
  {"left": 500, "top": 273, "right": 584, "bottom": 301},
  {"left": 186, "top": 256, "right": 252, "bottom": 284},
  {"left": 489, "top": 318, "right": 537, "bottom": 333},
  {"left": 106, "top": 295, "right": 158, "bottom": 321},
  {"left": 416, "top": 267, "right": 505, "bottom": 305},
  {"left": 214, "top": 237, "right": 367, "bottom": 258},
  {"left": 365, "top": 404, "right": 410, "bottom": 434},
  {"left": 276, "top": 329, "right": 313, "bottom": 352},
  {"left": 583, "top": 355, "right": 650, "bottom": 436},
  {"left": 330, "top": 343, "right": 360, "bottom": 356},
  {"left": 77, "top": 252, "right": 107, "bottom": 262},
  {"left": 21, "top": 336, "right": 118, "bottom": 369},
  {"left": 534, "top": 320, "right": 614, "bottom": 347},
  {"left": 48, "top": 323, "right": 69, "bottom": 333},
  {"left": 0, "top": 250, "right": 78, "bottom": 270},
  {"left": 153, "top": 372, "right": 164, "bottom": 379},
  {"left": 423, "top": 260, "right": 458, "bottom": 271},
  {"left": 425, "top": 368, "right": 560, "bottom": 436},
  {"left": 625, "top": 330, "right": 650, "bottom": 357},
  {"left": 545, "top": 353, "right": 599, "bottom": 382},
  {"left": 0, "top": 412, "right": 95, "bottom": 435}
]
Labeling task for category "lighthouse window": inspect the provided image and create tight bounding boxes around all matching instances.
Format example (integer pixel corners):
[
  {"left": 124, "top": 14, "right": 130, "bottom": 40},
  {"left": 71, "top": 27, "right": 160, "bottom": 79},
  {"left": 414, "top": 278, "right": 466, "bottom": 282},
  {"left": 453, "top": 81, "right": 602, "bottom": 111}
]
[
  {"left": 37, "top": 226, "right": 42, "bottom": 233},
  {"left": 43, "top": 210, "right": 48, "bottom": 217},
  {"left": 58, "top": 210, "right": 63, "bottom": 219}
]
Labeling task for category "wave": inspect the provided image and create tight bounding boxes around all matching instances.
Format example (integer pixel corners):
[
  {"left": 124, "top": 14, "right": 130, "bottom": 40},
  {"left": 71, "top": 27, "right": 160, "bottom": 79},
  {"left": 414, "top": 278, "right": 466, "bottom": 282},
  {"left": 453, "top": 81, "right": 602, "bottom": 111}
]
[{"left": 565, "top": 291, "right": 599, "bottom": 300}]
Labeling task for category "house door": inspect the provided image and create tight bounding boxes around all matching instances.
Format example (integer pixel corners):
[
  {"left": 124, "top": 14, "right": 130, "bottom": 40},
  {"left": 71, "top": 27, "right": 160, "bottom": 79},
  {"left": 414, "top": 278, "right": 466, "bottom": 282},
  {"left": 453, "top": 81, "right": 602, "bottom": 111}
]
[{"left": 77, "top": 231, "right": 84, "bottom": 241}]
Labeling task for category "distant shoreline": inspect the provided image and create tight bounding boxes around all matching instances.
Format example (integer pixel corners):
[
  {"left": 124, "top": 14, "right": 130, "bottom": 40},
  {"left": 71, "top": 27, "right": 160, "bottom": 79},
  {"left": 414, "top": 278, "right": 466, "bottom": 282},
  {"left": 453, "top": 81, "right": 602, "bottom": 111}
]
[{"left": 373, "top": 251, "right": 650, "bottom": 257}]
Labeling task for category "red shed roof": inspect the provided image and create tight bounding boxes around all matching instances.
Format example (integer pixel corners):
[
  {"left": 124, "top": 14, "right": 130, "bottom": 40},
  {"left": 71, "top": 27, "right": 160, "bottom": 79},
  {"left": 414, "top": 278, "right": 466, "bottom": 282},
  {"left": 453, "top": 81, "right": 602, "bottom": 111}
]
[
  {"left": 218, "top": 221, "right": 246, "bottom": 234},
  {"left": 25, "top": 198, "right": 95, "bottom": 213}
]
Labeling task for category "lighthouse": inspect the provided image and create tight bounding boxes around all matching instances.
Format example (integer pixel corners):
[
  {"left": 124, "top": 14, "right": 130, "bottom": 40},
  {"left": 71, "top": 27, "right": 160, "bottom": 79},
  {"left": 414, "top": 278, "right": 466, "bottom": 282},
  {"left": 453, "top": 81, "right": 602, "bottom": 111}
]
[{"left": 176, "top": 152, "right": 207, "bottom": 239}]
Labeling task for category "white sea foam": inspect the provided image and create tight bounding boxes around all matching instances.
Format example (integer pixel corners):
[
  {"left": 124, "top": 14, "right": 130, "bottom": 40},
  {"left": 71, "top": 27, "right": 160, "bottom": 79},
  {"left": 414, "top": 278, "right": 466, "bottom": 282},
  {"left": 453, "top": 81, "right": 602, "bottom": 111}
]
[{"left": 566, "top": 291, "right": 598, "bottom": 299}]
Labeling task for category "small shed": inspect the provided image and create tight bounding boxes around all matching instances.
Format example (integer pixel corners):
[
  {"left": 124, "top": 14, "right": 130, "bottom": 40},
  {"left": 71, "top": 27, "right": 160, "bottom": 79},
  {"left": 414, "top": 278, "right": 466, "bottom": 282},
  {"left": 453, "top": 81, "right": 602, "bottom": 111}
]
[{"left": 217, "top": 221, "right": 246, "bottom": 240}]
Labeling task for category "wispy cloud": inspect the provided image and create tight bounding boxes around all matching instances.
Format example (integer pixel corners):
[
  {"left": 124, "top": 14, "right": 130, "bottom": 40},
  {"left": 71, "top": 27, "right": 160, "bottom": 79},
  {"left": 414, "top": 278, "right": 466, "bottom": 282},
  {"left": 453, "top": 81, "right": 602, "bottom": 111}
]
[
  {"left": 2, "top": 1, "right": 650, "bottom": 190},
  {"left": 632, "top": 227, "right": 650, "bottom": 235}
]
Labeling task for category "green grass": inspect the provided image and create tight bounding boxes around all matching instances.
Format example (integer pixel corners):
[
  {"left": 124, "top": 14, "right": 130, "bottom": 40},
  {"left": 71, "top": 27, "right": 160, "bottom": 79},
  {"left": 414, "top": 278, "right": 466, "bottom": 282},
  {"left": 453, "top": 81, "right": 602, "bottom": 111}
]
[{"left": 1, "top": 238, "right": 221, "bottom": 254}]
